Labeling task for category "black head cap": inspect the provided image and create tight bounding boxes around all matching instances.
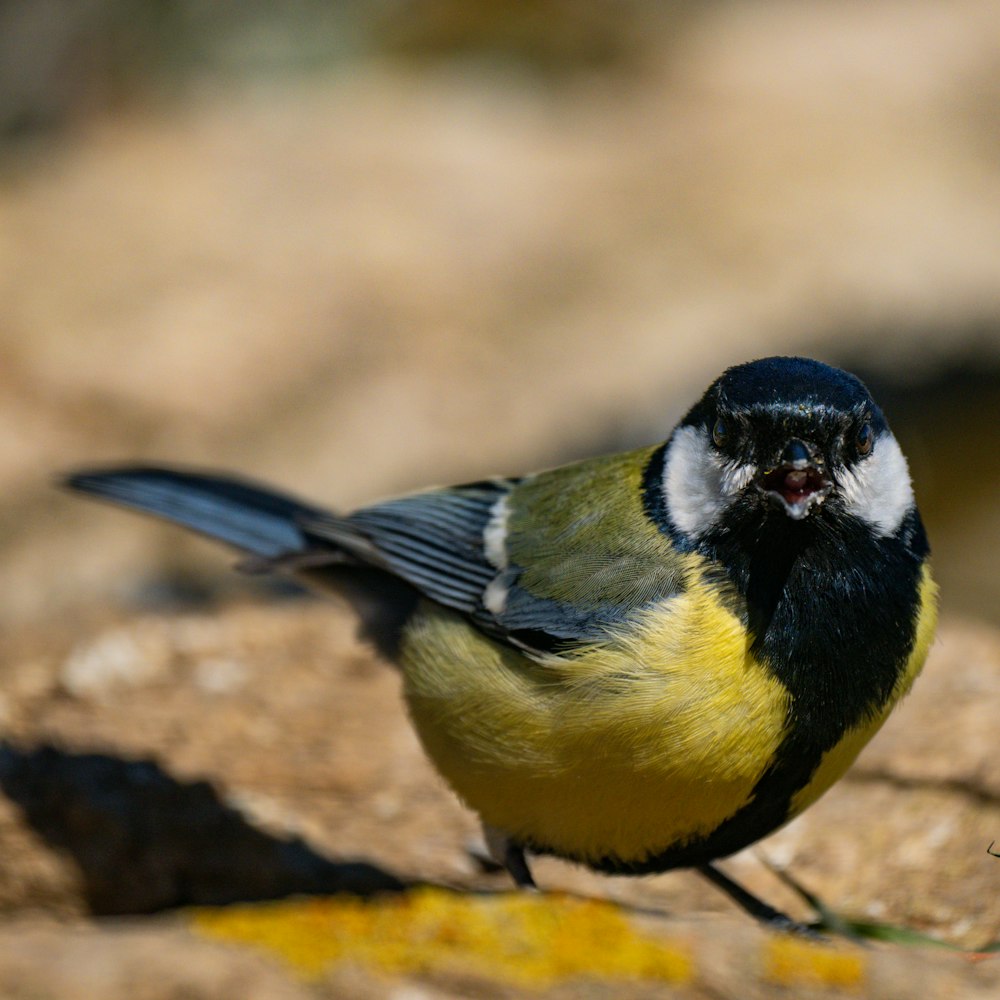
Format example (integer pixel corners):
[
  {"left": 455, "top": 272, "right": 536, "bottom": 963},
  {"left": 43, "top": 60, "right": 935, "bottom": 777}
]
[
  {"left": 683, "top": 356, "right": 886, "bottom": 433},
  {"left": 716, "top": 357, "right": 871, "bottom": 410}
]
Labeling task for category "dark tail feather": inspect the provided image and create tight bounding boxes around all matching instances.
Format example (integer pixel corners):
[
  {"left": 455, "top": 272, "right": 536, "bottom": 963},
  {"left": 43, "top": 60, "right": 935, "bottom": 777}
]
[{"left": 63, "top": 466, "right": 327, "bottom": 559}]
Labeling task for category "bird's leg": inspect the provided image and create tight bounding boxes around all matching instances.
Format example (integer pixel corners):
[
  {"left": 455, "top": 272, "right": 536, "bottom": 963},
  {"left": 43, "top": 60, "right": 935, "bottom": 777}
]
[
  {"left": 697, "top": 863, "right": 817, "bottom": 936},
  {"left": 483, "top": 824, "right": 537, "bottom": 889},
  {"left": 502, "top": 841, "right": 537, "bottom": 890}
]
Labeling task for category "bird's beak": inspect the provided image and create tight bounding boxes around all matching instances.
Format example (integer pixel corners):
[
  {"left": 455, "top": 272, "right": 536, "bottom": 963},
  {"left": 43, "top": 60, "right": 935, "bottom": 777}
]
[{"left": 758, "top": 439, "right": 832, "bottom": 520}]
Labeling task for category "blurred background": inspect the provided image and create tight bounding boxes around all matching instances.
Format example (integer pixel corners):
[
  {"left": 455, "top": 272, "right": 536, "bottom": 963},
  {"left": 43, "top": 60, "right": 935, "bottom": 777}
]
[{"left": 3, "top": 0, "right": 1000, "bottom": 626}]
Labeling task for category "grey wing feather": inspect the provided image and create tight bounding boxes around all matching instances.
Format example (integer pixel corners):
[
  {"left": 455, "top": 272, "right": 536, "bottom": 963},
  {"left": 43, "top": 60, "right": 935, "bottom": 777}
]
[
  {"left": 301, "top": 481, "right": 515, "bottom": 615},
  {"left": 307, "top": 479, "right": 683, "bottom": 652}
]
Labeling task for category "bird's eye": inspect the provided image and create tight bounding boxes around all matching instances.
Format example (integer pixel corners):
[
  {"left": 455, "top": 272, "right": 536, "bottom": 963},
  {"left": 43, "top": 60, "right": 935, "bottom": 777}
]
[
  {"left": 712, "top": 418, "right": 728, "bottom": 449},
  {"left": 855, "top": 422, "right": 873, "bottom": 456}
]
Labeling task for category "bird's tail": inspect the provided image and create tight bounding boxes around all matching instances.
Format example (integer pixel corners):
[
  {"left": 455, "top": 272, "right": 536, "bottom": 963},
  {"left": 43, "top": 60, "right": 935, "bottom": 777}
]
[
  {"left": 63, "top": 466, "right": 325, "bottom": 559},
  {"left": 64, "top": 465, "right": 419, "bottom": 657}
]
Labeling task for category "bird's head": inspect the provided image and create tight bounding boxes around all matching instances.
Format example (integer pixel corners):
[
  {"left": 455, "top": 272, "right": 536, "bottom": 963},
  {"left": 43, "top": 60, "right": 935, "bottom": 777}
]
[{"left": 659, "top": 357, "right": 915, "bottom": 543}]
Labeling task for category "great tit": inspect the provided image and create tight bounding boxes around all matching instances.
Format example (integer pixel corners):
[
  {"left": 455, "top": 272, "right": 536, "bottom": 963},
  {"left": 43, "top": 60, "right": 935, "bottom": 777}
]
[{"left": 65, "top": 356, "right": 937, "bottom": 929}]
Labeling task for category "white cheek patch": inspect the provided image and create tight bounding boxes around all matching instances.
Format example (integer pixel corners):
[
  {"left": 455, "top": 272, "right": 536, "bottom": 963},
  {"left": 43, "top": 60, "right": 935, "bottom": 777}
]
[
  {"left": 662, "top": 425, "right": 755, "bottom": 538},
  {"left": 838, "top": 433, "right": 914, "bottom": 537}
]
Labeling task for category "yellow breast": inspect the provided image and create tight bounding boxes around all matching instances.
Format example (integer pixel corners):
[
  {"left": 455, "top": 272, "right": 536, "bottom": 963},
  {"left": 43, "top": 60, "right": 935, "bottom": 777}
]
[{"left": 400, "top": 571, "right": 792, "bottom": 864}]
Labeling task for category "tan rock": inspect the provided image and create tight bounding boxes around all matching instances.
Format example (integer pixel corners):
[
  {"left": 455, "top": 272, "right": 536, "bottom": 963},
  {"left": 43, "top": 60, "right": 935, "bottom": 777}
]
[{"left": 0, "top": 918, "right": 314, "bottom": 1000}]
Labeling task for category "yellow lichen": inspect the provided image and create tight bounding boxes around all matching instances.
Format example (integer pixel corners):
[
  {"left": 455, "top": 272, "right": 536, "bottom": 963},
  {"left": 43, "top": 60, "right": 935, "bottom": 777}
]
[
  {"left": 763, "top": 936, "right": 867, "bottom": 990},
  {"left": 190, "top": 888, "right": 692, "bottom": 987}
]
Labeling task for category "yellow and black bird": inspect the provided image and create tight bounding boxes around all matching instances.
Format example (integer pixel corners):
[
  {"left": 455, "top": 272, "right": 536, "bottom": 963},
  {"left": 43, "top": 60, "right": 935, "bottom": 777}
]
[{"left": 65, "top": 356, "right": 937, "bottom": 929}]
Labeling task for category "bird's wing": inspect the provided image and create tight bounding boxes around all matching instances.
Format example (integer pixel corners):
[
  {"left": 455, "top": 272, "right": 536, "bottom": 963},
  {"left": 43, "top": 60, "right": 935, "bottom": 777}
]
[
  {"left": 302, "top": 479, "right": 516, "bottom": 615},
  {"left": 303, "top": 445, "right": 687, "bottom": 653}
]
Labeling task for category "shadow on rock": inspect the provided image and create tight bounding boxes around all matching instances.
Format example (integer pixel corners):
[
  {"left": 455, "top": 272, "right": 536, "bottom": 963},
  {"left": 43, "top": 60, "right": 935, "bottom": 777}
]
[{"left": 0, "top": 742, "right": 406, "bottom": 915}]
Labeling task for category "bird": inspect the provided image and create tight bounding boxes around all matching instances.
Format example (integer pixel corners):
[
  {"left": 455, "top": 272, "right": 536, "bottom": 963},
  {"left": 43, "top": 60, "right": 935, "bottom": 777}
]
[{"left": 64, "top": 356, "right": 937, "bottom": 931}]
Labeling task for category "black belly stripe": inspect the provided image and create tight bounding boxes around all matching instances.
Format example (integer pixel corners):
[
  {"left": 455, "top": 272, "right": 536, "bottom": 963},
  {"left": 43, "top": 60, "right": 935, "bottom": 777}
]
[{"left": 564, "top": 472, "right": 931, "bottom": 873}]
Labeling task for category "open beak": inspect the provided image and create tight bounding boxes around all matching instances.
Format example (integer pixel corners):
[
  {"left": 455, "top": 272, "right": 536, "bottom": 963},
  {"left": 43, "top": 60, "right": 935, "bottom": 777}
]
[{"left": 758, "top": 439, "right": 832, "bottom": 520}]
